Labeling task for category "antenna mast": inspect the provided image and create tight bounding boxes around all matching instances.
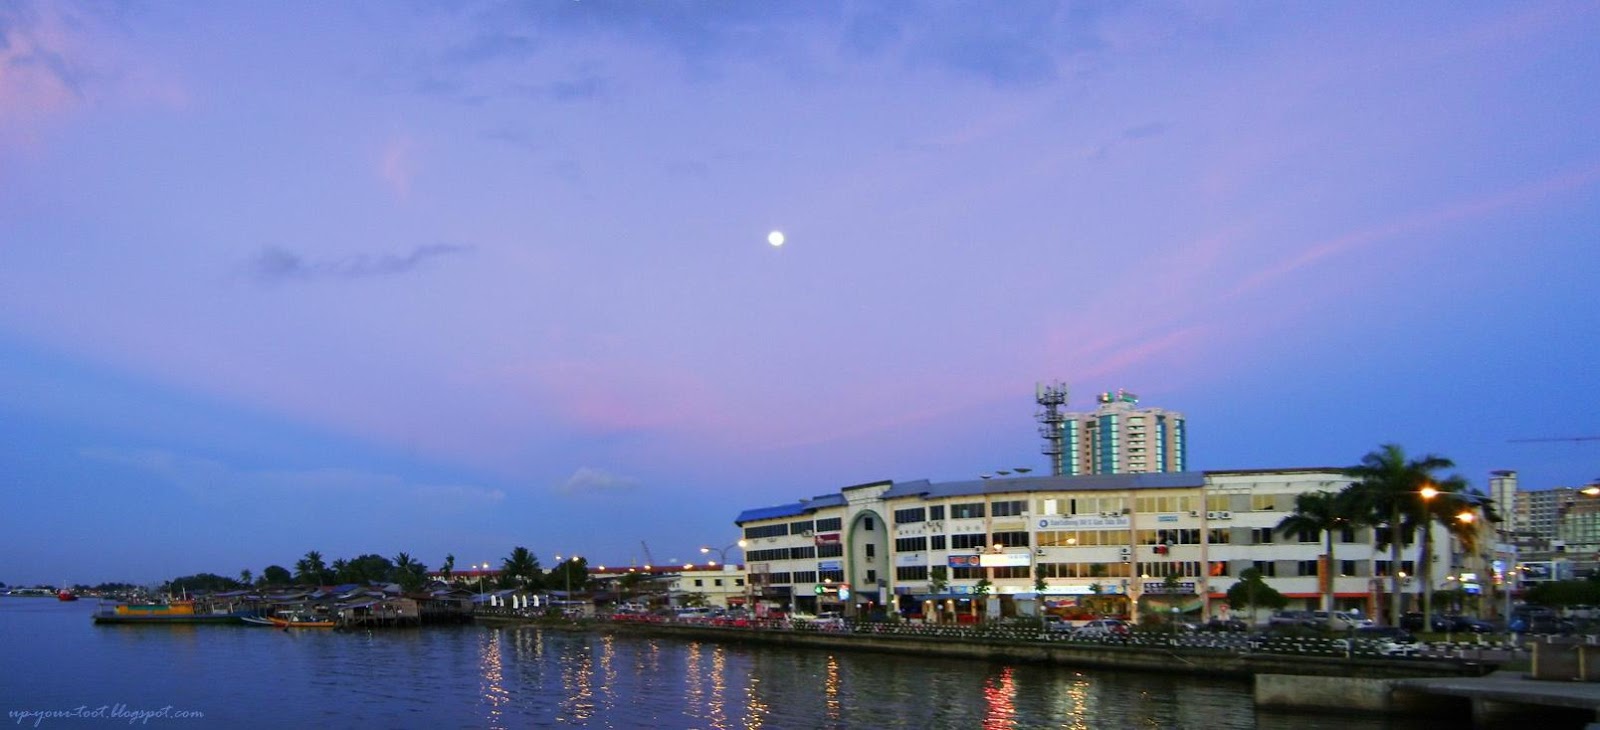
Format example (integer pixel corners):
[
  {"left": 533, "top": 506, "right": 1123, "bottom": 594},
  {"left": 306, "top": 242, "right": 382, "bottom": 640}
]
[{"left": 1035, "top": 381, "right": 1069, "bottom": 476}]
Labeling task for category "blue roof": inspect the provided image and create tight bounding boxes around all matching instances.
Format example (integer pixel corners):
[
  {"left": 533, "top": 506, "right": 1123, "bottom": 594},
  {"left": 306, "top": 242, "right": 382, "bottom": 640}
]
[{"left": 735, "top": 494, "right": 847, "bottom": 525}]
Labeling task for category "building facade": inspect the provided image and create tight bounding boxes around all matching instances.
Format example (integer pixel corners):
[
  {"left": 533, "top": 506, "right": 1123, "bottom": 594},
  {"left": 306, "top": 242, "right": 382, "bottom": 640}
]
[
  {"left": 734, "top": 469, "right": 1446, "bottom": 623},
  {"left": 1056, "top": 390, "right": 1186, "bottom": 475}
]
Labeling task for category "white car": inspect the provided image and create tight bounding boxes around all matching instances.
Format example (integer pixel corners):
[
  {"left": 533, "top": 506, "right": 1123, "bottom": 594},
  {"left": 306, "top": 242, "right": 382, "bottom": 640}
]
[{"left": 1072, "top": 619, "right": 1131, "bottom": 638}]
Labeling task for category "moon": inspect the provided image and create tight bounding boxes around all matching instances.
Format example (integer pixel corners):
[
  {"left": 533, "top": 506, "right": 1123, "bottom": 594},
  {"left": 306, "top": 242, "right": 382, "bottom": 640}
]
[{"left": 767, "top": 230, "right": 785, "bottom": 247}]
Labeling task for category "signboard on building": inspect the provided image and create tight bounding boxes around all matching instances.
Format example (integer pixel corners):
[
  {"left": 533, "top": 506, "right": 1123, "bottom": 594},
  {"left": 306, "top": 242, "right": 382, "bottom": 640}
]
[
  {"left": 1037, "top": 516, "right": 1130, "bottom": 530},
  {"left": 814, "top": 533, "right": 841, "bottom": 546},
  {"left": 978, "top": 552, "right": 1032, "bottom": 568},
  {"left": 1142, "top": 581, "right": 1197, "bottom": 594},
  {"left": 947, "top": 555, "right": 981, "bottom": 568},
  {"left": 1522, "top": 561, "right": 1554, "bottom": 581},
  {"left": 818, "top": 560, "right": 842, "bottom": 572}
]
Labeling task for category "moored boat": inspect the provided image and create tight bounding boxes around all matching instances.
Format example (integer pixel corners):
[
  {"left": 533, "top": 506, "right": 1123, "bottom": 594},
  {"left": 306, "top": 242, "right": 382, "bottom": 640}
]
[
  {"left": 269, "top": 613, "right": 336, "bottom": 629},
  {"left": 91, "top": 600, "right": 257, "bottom": 625},
  {"left": 57, "top": 589, "right": 78, "bottom": 602}
]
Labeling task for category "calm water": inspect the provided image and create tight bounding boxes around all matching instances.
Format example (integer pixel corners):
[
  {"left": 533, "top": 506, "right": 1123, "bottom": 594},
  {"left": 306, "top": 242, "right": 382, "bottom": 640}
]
[{"left": 1, "top": 598, "right": 1434, "bottom": 729}]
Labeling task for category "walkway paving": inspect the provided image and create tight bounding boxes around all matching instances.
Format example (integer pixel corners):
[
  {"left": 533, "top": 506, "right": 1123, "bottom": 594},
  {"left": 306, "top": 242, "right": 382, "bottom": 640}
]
[{"left": 1397, "top": 670, "right": 1600, "bottom": 712}]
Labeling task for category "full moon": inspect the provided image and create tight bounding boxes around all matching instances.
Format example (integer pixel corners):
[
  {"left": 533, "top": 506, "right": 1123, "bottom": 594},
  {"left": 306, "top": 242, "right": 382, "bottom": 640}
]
[{"left": 767, "top": 230, "right": 785, "bottom": 247}]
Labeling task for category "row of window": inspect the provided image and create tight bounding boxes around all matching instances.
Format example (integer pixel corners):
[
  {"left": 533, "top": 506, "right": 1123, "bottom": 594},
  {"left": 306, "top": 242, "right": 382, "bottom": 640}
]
[{"left": 866, "top": 558, "right": 1426, "bottom": 586}]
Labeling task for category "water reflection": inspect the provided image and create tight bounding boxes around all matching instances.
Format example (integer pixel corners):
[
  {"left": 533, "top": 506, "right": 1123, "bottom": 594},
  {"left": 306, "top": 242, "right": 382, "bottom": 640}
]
[
  {"left": 983, "top": 666, "right": 1016, "bottom": 730},
  {"left": 478, "top": 630, "right": 508, "bottom": 729}
]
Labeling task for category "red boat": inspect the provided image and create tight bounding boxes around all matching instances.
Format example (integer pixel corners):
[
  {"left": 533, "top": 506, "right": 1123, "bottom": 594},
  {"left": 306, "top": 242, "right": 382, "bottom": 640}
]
[{"left": 57, "top": 589, "right": 78, "bottom": 602}]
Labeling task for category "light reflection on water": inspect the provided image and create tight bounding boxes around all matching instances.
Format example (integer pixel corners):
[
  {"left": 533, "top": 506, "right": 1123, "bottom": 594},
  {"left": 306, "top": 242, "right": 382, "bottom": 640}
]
[{"left": 3, "top": 600, "right": 1456, "bottom": 729}]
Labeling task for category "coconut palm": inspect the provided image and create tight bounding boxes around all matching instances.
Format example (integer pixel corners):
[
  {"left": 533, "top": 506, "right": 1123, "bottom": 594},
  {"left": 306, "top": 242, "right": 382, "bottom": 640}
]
[
  {"left": 392, "top": 552, "right": 428, "bottom": 592},
  {"left": 1275, "top": 490, "right": 1356, "bottom": 613},
  {"left": 295, "top": 550, "right": 330, "bottom": 586},
  {"left": 501, "top": 546, "right": 542, "bottom": 590},
  {"left": 441, "top": 554, "right": 456, "bottom": 583},
  {"left": 1344, "top": 444, "right": 1456, "bottom": 627}
]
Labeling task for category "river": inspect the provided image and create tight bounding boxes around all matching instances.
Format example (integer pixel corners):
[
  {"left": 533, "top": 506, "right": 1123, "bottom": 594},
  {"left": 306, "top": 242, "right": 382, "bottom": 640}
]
[{"left": 1, "top": 597, "right": 1441, "bottom": 728}]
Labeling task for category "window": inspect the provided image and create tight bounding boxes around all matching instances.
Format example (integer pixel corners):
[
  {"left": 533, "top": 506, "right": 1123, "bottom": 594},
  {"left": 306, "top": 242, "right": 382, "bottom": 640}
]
[
  {"left": 1250, "top": 495, "right": 1277, "bottom": 512},
  {"left": 1207, "top": 529, "right": 1230, "bottom": 544},
  {"left": 743, "top": 523, "right": 789, "bottom": 540},
  {"left": 865, "top": 544, "right": 876, "bottom": 557},
  {"left": 791, "top": 571, "right": 817, "bottom": 584},
  {"left": 931, "top": 535, "right": 947, "bottom": 551},
  {"left": 897, "top": 566, "right": 928, "bottom": 581},
  {"left": 1252, "top": 560, "right": 1277, "bottom": 577},
  {"left": 714, "top": 579, "right": 723, "bottom": 587},
  {"left": 894, "top": 507, "right": 927, "bottom": 524},
  {"left": 992, "top": 500, "right": 1026, "bottom": 517},
  {"left": 895, "top": 536, "right": 928, "bottom": 553},
  {"left": 865, "top": 570, "right": 876, "bottom": 584},
  {"left": 951, "top": 503, "right": 986, "bottom": 519},
  {"left": 694, "top": 579, "right": 703, "bottom": 587},
  {"left": 991, "top": 531, "right": 1030, "bottom": 548},
  {"left": 992, "top": 566, "right": 1029, "bottom": 579},
  {"left": 819, "top": 569, "right": 845, "bottom": 583},
  {"left": 1340, "top": 560, "right": 1358, "bottom": 577},
  {"left": 863, "top": 517, "right": 875, "bottom": 530},
  {"left": 790, "top": 546, "right": 816, "bottom": 560},
  {"left": 815, "top": 517, "right": 843, "bottom": 532},
  {"left": 1296, "top": 530, "right": 1317, "bottom": 544},
  {"left": 816, "top": 543, "right": 843, "bottom": 558},
  {"left": 951, "top": 566, "right": 983, "bottom": 580},
  {"left": 951, "top": 533, "right": 988, "bottom": 550},
  {"left": 1338, "top": 526, "right": 1356, "bottom": 543},
  {"left": 1297, "top": 560, "right": 1318, "bottom": 577},
  {"left": 929, "top": 505, "right": 946, "bottom": 521},
  {"left": 789, "top": 520, "right": 815, "bottom": 534},
  {"left": 1251, "top": 528, "right": 1274, "bottom": 545}
]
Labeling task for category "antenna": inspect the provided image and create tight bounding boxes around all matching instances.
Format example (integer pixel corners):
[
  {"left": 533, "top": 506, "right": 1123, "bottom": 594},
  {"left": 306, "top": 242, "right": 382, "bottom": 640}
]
[{"left": 1035, "top": 381, "right": 1069, "bottom": 476}]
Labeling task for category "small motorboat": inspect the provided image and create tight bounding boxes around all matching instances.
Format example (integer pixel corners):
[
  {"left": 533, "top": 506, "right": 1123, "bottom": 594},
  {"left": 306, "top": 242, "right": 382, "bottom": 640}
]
[{"left": 57, "top": 589, "right": 79, "bottom": 602}]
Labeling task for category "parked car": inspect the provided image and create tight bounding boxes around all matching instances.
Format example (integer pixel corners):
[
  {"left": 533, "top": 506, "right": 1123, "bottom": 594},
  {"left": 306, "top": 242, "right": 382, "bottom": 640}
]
[
  {"left": 1399, "top": 612, "right": 1452, "bottom": 633},
  {"left": 1202, "top": 618, "right": 1248, "bottom": 632},
  {"left": 1442, "top": 615, "right": 1495, "bottom": 633},
  {"left": 1267, "top": 610, "right": 1318, "bottom": 629},
  {"left": 1352, "top": 625, "right": 1416, "bottom": 642},
  {"left": 1043, "top": 615, "right": 1074, "bottom": 632},
  {"left": 1072, "top": 619, "right": 1131, "bottom": 638}
]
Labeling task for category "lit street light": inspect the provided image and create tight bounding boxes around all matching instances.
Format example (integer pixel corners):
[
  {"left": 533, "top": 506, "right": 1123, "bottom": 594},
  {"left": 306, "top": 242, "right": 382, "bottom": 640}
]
[{"left": 700, "top": 540, "right": 748, "bottom": 610}]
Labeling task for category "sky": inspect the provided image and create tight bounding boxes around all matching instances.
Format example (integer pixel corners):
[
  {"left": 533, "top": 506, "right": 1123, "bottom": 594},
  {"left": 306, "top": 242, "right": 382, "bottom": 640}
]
[{"left": 2, "top": 1, "right": 1598, "bottom": 587}]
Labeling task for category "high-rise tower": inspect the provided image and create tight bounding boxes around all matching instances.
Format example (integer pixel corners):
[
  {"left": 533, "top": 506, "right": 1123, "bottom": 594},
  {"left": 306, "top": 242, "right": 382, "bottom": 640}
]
[{"left": 1061, "top": 389, "right": 1186, "bottom": 475}]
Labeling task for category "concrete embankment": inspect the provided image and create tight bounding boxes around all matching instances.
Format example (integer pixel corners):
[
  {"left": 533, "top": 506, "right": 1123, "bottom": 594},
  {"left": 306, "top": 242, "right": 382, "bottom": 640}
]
[{"left": 485, "top": 618, "right": 1481, "bottom": 681}]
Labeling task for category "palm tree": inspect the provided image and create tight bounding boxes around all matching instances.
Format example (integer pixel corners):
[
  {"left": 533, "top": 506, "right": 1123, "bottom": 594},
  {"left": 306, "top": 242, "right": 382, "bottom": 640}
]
[
  {"left": 501, "top": 547, "right": 542, "bottom": 590},
  {"left": 295, "top": 550, "right": 329, "bottom": 586},
  {"left": 441, "top": 554, "right": 456, "bottom": 583},
  {"left": 392, "top": 552, "right": 427, "bottom": 592},
  {"left": 1275, "top": 490, "right": 1355, "bottom": 613},
  {"left": 330, "top": 559, "right": 352, "bottom": 583},
  {"left": 1344, "top": 444, "right": 1456, "bottom": 627}
]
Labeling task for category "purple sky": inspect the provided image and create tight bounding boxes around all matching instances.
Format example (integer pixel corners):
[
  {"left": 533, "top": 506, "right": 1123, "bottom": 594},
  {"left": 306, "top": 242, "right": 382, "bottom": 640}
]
[{"left": 3, "top": 2, "right": 1598, "bottom": 586}]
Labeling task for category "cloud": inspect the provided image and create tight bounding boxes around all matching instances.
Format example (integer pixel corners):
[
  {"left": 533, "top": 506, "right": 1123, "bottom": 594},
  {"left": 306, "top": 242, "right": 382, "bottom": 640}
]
[
  {"left": 380, "top": 136, "right": 415, "bottom": 198},
  {"left": 79, "top": 447, "right": 505, "bottom": 506},
  {"left": 556, "top": 466, "right": 640, "bottom": 496},
  {"left": 249, "top": 243, "right": 473, "bottom": 282}
]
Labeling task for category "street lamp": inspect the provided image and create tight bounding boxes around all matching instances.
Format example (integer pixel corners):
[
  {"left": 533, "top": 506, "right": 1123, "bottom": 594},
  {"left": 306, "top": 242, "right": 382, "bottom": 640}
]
[
  {"left": 554, "top": 555, "right": 579, "bottom": 610},
  {"left": 700, "top": 540, "right": 748, "bottom": 610},
  {"left": 477, "top": 562, "right": 490, "bottom": 600}
]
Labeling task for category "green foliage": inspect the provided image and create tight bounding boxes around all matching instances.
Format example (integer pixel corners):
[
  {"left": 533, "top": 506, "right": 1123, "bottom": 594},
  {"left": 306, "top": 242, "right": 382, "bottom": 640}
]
[
  {"left": 392, "top": 552, "right": 428, "bottom": 592},
  {"left": 162, "top": 573, "right": 245, "bottom": 594},
  {"left": 441, "top": 554, "right": 455, "bottom": 582},
  {"left": 1226, "top": 568, "right": 1286, "bottom": 619},
  {"left": 294, "top": 550, "right": 331, "bottom": 585},
  {"left": 682, "top": 592, "right": 708, "bottom": 608},
  {"left": 501, "top": 546, "right": 543, "bottom": 590},
  {"left": 973, "top": 578, "right": 992, "bottom": 597},
  {"left": 1034, "top": 562, "right": 1049, "bottom": 593},
  {"left": 261, "top": 565, "right": 292, "bottom": 585},
  {"left": 929, "top": 565, "right": 949, "bottom": 594}
]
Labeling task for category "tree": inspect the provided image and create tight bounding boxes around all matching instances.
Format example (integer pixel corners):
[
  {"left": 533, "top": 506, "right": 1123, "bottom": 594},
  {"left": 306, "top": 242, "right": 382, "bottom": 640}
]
[
  {"left": 1226, "top": 568, "right": 1286, "bottom": 625},
  {"left": 163, "top": 573, "right": 244, "bottom": 595},
  {"left": 1345, "top": 443, "right": 1456, "bottom": 627},
  {"left": 331, "top": 559, "right": 353, "bottom": 583},
  {"left": 1275, "top": 490, "right": 1356, "bottom": 614},
  {"left": 345, "top": 554, "right": 396, "bottom": 584},
  {"left": 441, "top": 554, "right": 456, "bottom": 583},
  {"left": 295, "top": 550, "right": 330, "bottom": 586},
  {"left": 501, "top": 546, "right": 542, "bottom": 590},
  {"left": 239, "top": 569, "right": 253, "bottom": 586},
  {"left": 261, "top": 565, "right": 292, "bottom": 586},
  {"left": 1033, "top": 562, "right": 1049, "bottom": 593},
  {"left": 393, "top": 552, "right": 428, "bottom": 592}
]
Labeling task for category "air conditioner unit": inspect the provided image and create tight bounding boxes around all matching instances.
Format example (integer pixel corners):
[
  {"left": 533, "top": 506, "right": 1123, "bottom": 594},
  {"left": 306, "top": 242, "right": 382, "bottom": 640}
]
[
  {"left": 1188, "top": 510, "right": 1200, "bottom": 517},
  {"left": 1206, "top": 511, "right": 1219, "bottom": 519},
  {"left": 1218, "top": 511, "right": 1233, "bottom": 520},
  {"left": 802, "top": 530, "right": 814, "bottom": 537},
  {"left": 1035, "top": 548, "right": 1045, "bottom": 556}
]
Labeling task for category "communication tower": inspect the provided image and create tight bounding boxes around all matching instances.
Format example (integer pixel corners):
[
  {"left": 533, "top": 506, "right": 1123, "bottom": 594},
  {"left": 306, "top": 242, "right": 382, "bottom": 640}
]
[{"left": 1035, "top": 381, "right": 1069, "bottom": 476}]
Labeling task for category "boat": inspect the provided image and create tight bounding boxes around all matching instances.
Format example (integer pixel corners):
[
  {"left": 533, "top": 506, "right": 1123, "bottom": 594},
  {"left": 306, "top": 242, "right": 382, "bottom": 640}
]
[
  {"left": 57, "top": 589, "right": 79, "bottom": 602},
  {"left": 91, "top": 599, "right": 258, "bottom": 625},
  {"left": 269, "top": 613, "right": 336, "bottom": 629},
  {"left": 240, "top": 616, "right": 278, "bottom": 626}
]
